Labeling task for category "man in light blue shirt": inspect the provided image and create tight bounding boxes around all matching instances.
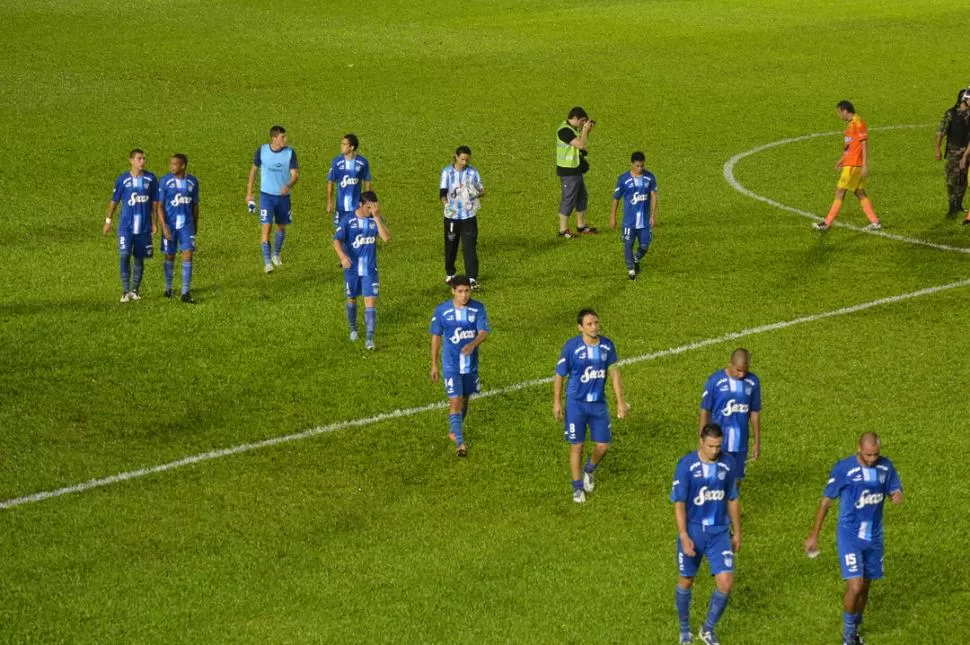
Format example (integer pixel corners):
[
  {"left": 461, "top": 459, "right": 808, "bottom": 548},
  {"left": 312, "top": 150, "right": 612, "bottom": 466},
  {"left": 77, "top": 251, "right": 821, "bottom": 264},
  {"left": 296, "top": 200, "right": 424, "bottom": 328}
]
[
  {"left": 246, "top": 125, "right": 299, "bottom": 273},
  {"left": 440, "top": 145, "right": 485, "bottom": 288}
]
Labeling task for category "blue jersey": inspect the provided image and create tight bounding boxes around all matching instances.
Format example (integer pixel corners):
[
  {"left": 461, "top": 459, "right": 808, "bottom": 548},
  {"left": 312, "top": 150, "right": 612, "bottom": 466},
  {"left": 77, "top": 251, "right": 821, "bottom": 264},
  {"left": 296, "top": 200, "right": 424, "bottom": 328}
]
[
  {"left": 700, "top": 369, "right": 761, "bottom": 453},
  {"left": 670, "top": 451, "right": 739, "bottom": 532},
  {"left": 157, "top": 173, "right": 200, "bottom": 233},
  {"left": 555, "top": 335, "right": 618, "bottom": 403},
  {"left": 328, "top": 154, "right": 371, "bottom": 212},
  {"left": 334, "top": 215, "right": 381, "bottom": 276},
  {"left": 429, "top": 299, "right": 490, "bottom": 375},
  {"left": 613, "top": 170, "right": 657, "bottom": 229},
  {"left": 253, "top": 144, "right": 298, "bottom": 196},
  {"left": 112, "top": 171, "right": 158, "bottom": 235},
  {"left": 440, "top": 164, "right": 484, "bottom": 220},
  {"left": 824, "top": 455, "right": 902, "bottom": 542}
]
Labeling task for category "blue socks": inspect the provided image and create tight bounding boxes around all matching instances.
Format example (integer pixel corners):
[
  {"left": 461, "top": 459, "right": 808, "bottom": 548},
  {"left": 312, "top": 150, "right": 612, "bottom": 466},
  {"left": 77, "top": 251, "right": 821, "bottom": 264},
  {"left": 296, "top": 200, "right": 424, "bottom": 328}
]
[
  {"left": 261, "top": 242, "right": 271, "bottom": 265},
  {"left": 571, "top": 479, "right": 583, "bottom": 491},
  {"left": 346, "top": 302, "right": 358, "bottom": 332},
  {"left": 704, "top": 589, "right": 729, "bottom": 632},
  {"left": 181, "top": 260, "right": 192, "bottom": 295},
  {"left": 584, "top": 460, "right": 598, "bottom": 474},
  {"left": 675, "top": 587, "right": 692, "bottom": 633},
  {"left": 843, "top": 612, "right": 859, "bottom": 641},
  {"left": 119, "top": 254, "right": 131, "bottom": 293},
  {"left": 164, "top": 259, "right": 174, "bottom": 290},
  {"left": 449, "top": 413, "right": 464, "bottom": 445},
  {"left": 274, "top": 229, "right": 286, "bottom": 256},
  {"left": 132, "top": 257, "right": 144, "bottom": 292},
  {"left": 364, "top": 306, "right": 376, "bottom": 341}
]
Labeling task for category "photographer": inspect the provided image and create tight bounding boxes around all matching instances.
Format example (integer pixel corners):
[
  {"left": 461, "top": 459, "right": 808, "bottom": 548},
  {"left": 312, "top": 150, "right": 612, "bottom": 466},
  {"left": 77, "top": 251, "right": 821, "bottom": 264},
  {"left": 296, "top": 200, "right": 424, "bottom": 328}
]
[{"left": 556, "top": 107, "right": 598, "bottom": 238}]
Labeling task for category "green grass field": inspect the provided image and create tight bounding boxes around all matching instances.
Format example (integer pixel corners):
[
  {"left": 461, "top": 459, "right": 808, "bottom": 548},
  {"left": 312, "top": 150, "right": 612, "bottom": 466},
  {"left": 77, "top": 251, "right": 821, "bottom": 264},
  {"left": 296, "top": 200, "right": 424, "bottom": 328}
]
[{"left": 2, "top": 1, "right": 969, "bottom": 642}]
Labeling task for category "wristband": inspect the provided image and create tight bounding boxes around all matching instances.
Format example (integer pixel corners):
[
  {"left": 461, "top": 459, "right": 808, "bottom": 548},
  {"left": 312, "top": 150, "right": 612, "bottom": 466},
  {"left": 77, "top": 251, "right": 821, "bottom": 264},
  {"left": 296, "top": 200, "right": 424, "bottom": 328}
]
[{"left": 105, "top": 218, "right": 112, "bottom": 224}]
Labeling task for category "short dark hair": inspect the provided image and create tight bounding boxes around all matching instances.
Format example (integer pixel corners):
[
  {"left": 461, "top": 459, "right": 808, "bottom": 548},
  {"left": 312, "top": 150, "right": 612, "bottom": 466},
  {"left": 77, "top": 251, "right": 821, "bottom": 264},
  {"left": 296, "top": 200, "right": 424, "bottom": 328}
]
[
  {"left": 577, "top": 308, "right": 598, "bottom": 325},
  {"left": 700, "top": 423, "right": 724, "bottom": 440},
  {"left": 128, "top": 149, "right": 144, "bottom": 159},
  {"left": 172, "top": 153, "right": 188, "bottom": 167},
  {"left": 455, "top": 145, "right": 472, "bottom": 157},
  {"left": 631, "top": 151, "right": 645, "bottom": 163},
  {"left": 730, "top": 348, "right": 750, "bottom": 365},
  {"left": 270, "top": 125, "right": 287, "bottom": 137},
  {"left": 343, "top": 133, "right": 359, "bottom": 150},
  {"left": 450, "top": 275, "right": 471, "bottom": 288},
  {"left": 836, "top": 100, "right": 855, "bottom": 114},
  {"left": 567, "top": 106, "right": 589, "bottom": 120},
  {"left": 360, "top": 190, "right": 379, "bottom": 204}
]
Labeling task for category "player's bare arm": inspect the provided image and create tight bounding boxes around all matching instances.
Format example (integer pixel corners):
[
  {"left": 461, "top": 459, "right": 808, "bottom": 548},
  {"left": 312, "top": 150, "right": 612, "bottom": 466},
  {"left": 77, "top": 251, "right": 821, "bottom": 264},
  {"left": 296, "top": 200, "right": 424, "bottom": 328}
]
[
  {"left": 552, "top": 373, "right": 564, "bottom": 421},
  {"left": 103, "top": 201, "right": 118, "bottom": 235},
  {"left": 332, "top": 239, "right": 352, "bottom": 269},
  {"left": 326, "top": 181, "right": 335, "bottom": 213},
  {"left": 460, "top": 331, "right": 488, "bottom": 356},
  {"left": 728, "top": 498, "right": 741, "bottom": 553},
  {"left": 675, "top": 502, "right": 696, "bottom": 556},
  {"left": 650, "top": 191, "right": 658, "bottom": 228},
  {"left": 608, "top": 365, "right": 629, "bottom": 419},
  {"left": 280, "top": 168, "right": 299, "bottom": 196},
  {"left": 804, "top": 496, "right": 833, "bottom": 553},
  {"left": 245, "top": 165, "right": 258, "bottom": 204},
  {"left": 750, "top": 410, "right": 762, "bottom": 460},
  {"left": 609, "top": 198, "right": 619, "bottom": 230},
  {"left": 373, "top": 212, "right": 391, "bottom": 242},
  {"left": 430, "top": 334, "right": 441, "bottom": 381}
]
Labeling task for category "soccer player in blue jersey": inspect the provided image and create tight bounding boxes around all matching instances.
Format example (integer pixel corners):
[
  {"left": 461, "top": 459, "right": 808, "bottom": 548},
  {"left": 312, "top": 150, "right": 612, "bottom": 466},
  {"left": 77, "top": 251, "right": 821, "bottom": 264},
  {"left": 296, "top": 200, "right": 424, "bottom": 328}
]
[
  {"left": 332, "top": 191, "right": 390, "bottom": 350},
  {"left": 609, "top": 151, "right": 658, "bottom": 281},
  {"left": 103, "top": 149, "right": 158, "bottom": 302},
  {"left": 699, "top": 349, "right": 762, "bottom": 488},
  {"left": 245, "top": 125, "right": 299, "bottom": 273},
  {"left": 804, "top": 432, "right": 903, "bottom": 645},
  {"left": 429, "top": 275, "right": 490, "bottom": 457},
  {"left": 671, "top": 423, "right": 741, "bottom": 645},
  {"left": 440, "top": 146, "right": 486, "bottom": 288},
  {"left": 158, "top": 154, "right": 199, "bottom": 303},
  {"left": 327, "top": 133, "right": 372, "bottom": 228},
  {"left": 553, "top": 309, "right": 628, "bottom": 503}
]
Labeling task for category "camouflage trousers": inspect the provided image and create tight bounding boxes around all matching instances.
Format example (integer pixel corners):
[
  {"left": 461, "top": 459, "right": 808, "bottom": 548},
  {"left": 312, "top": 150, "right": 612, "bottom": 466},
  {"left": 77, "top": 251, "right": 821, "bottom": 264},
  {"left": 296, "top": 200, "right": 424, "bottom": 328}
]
[{"left": 945, "top": 149, "right": 968, "bottom": 207}]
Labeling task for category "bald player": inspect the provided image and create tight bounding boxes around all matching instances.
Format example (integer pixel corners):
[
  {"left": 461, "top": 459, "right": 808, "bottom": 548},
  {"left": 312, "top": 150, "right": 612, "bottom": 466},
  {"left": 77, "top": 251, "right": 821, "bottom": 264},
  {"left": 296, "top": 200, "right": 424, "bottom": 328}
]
[
  {"left": 804, "top": 433, "right": 903, "bottom": 645},
  {"left": 699, "top": 349, "right": 762, "bottom": 487}
]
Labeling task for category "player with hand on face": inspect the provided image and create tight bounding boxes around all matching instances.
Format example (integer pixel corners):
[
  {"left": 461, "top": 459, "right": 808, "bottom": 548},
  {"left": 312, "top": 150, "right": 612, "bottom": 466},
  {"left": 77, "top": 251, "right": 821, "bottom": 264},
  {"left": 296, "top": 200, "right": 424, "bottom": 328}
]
[
  {"left": 333, "top": 191, "right": 390, "bottom": 350},
  {"left": 104, "top": 149, "right": 158, "bottom": 302},
  {"left": 671, "top": 423, "right": 741, "bottom": 645},
  {"left": 553, "top": 309, "right": 628, "bottom": 503},
  {"left": 429, "top": 275, "right": 490, "bottom": 457},
  {"left": 804, "top": 432, "right": 903, "bottom": 645},
  {"left": 157, "top": 154, "right": 199, "bottom": 303}
]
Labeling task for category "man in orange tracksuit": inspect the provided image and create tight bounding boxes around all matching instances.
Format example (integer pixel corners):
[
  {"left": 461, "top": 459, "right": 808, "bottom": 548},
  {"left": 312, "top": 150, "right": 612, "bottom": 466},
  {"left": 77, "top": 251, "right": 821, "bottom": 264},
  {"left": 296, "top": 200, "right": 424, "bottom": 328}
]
[{"left": 814, "top": 101, "right": 882, "bottom": 232}]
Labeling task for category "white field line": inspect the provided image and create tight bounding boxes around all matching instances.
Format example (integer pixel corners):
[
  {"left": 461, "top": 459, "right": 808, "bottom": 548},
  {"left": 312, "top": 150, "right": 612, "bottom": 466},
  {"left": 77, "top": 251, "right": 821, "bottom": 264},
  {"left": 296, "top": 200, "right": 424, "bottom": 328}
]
[
  {"left": 4, "top": 277, "right": 970, "bottom": 510},
  {"left": 723, "top": 124, "right": 970, "bottom": 254}
]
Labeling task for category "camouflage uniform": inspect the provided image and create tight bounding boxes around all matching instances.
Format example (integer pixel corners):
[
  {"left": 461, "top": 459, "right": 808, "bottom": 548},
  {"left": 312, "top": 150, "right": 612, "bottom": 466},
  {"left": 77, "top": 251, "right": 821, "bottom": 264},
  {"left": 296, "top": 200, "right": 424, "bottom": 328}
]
[{"left": 938, "top": 107, "right": 970, "bottom": 214}]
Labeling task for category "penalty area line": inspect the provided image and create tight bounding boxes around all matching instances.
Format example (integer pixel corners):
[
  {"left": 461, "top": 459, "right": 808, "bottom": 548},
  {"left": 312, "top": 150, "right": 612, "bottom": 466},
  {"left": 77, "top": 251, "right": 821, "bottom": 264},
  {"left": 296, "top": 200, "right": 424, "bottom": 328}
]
[{"left": 3, "top": 277, "right": 970, "bottom": 510}]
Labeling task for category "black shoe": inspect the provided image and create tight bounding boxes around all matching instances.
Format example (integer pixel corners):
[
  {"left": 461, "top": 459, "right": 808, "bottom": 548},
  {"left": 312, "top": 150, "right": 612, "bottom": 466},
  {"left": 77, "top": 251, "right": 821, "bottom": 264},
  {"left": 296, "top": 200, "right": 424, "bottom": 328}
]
[
  {"left": 576, "top": 225, "right": 599, "bottom": 235},
  {"left": 180, "top": 292, "right": 195, "bottom": 304},
  {"left": 963, "top": 219, "right": 970, "bottom": 226},
  {"left": 164, "top": 289, "right": 173, "bottom": 299},
  {"left": 628, "top": 271, "right": 637, "bottom": 281},
  {"left": 469, "top": 278, "right": 480, "bottom": 290},
  {"left": 456, "top": 444, "right": 467, "bottom": 457},
  {"left": 558, "top": 229, "right": 575, "bottom": 239},
  {"left": 633, "top": 258, "right": 642, "bottom": 275}
]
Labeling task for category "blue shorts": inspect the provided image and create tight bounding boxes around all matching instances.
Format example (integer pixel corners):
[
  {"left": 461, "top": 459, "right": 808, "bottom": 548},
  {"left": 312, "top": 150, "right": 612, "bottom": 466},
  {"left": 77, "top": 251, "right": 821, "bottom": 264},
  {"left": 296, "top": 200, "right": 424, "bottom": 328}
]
[
  {"left": 161, "top": 226, "right": 196, "bottom": 255},
  {"left": 334, "top": 209, "right": 353, "bottom": 228},
  {"left": 344, "top": 271, "right": 379, "bottom": 298},
  {"left": 119, "top": 230, "right": 153, "bottom": 259},
  {"left": 564, "top": 399, "right": 611, "bottom": 444},
  {"left": 725, "top": 451, "right": 747, "bottom": 480},
  {"left": 259, "top": 193, "right": 292, "bottom": 225},
  {"left": 837, "top": 530, "right": 884, "bottom": 580},
  {"left": 443, "top": 372, "right": 479, "bottom": 398},
  {"left": 677, "top": 526, "right": 734, "bottom": 578},
  {"left": 622, "top": 226, "right": 652, "bottom": 248}
]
